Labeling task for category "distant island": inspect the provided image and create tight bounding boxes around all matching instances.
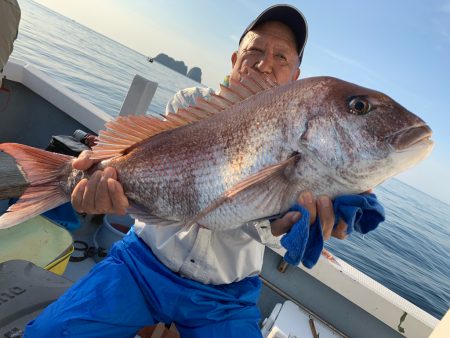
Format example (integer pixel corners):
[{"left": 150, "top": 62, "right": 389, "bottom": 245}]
[{"left": 152, "top": 53, "right": 202, "bottom": 83}]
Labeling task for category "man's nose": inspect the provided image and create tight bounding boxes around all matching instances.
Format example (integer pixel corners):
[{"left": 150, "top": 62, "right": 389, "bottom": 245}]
[{"left": 254, "top": 54, "right": 273, "bottom": 74}]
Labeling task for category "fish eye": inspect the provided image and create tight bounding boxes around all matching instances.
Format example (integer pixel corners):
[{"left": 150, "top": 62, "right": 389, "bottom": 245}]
[{"left": 349, "top": 97, "right": 372, "bottom": 115}]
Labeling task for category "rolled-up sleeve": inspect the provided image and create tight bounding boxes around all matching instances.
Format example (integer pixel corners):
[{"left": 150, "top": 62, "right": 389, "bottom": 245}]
[{"left": 165, "top": 87, "right": 215, "bottom": 115}]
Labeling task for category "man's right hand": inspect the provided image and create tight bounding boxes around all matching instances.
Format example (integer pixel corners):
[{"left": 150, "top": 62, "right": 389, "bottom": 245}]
[{"left": 71, "top": 151, "right": 129, "bottom": 215}]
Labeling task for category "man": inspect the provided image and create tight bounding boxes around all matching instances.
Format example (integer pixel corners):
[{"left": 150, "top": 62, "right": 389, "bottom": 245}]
[
  {"left": 25, "top": 5, "right": 348, "bottom": 337},
  {"left": 0, "top": 0, "right": 21, "bottom": 87}
]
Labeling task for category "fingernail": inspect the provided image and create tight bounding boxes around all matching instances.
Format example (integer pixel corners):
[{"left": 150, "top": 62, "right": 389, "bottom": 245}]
[
  {"left": 319, "top": 196, "right": 331, "bottom": 208},
  {"left": 79, "top": 179, "right": 88, "bottom": 189},
  {"left": 103, "top": 170, "right": 114, "bottom": 179},
  {"left": 303, "top": 191, "right": 313, "bottom": 204},
  {"left": 108, "top": 179, "right": 116, "bottom": 192},
  {"left": 298, "top": 195, "right": 304, "bottom": 204}
]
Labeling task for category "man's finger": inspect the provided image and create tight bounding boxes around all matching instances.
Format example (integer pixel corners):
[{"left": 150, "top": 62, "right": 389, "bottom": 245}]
[
  {"left": 71, "top": 179, "right": 88, "bottom": 213},
  {"left": 103, "top": 167, "right": 118, "bottom": 180},
  {"left": 270, "top": 211, "right": 301, "bottom": 236},
  {"left": 298, "top": 191, "right": 316, "bottom": 225},
  {"left": 81, "top": 171, "right": 102, "bottom": 214},
  {"left": 108, "top": 179, "right": 129, "bottom": 215},
  {"left": 72, "top": 150, "right": 95, "bottom": 171},
  {"left": 331, "top": 219, "right": 348, "bottom": 239},
  {"left": 94, "top": 171, "right": 114, "bottom": 214},
  {"left": 318, "top": 195, "right": 334, "bottom": 240}
]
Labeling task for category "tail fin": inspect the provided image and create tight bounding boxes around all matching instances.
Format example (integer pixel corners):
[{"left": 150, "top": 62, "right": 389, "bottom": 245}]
[{"left": 0, "top": 143, "right": 74, "bottom": 229}]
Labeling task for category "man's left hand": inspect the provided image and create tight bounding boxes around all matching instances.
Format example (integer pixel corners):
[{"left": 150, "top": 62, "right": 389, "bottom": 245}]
[{"left": 270, "top": 191, "right": 347, "bottom": 240}]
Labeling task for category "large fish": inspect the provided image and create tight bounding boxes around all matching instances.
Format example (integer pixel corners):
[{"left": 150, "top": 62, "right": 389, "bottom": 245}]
[{"left": 0, "top": 70, "right": 433, "bottom": 229}]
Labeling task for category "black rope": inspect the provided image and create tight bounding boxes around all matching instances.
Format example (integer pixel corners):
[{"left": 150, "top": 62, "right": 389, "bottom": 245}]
[{"left": 69, "top": 240, "right": 106, "bottom": 262}]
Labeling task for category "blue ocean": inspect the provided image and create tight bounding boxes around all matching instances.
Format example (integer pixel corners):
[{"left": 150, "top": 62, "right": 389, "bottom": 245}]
[{"left": 10, "top": 0, "right": 450, "bottom": 319}]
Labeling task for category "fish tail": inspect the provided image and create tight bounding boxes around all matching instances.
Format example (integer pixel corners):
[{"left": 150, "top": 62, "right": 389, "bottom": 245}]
[{"left": 0, "top": 143, "right": 74, "bottom": 229}]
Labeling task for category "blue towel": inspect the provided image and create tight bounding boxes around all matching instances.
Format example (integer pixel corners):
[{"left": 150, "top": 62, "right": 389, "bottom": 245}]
[
  {"left": 43, "top": 202, "right": 81, "bottom": 231},
  {"left": 280, "top": 193, "right": 385, "bottom": 268}
]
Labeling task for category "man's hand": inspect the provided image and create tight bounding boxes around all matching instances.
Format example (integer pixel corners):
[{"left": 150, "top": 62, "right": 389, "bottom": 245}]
[
  {"left": 270, "top": 191, "right": 347, "bottom": 240},
  {"left": 71, "top": 151, "right": 129, "bottom": 215}
]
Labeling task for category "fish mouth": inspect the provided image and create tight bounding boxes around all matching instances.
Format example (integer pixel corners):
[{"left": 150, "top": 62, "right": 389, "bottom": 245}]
[{"left": 388, "top": 125, "right": 433, "bottom": 150}]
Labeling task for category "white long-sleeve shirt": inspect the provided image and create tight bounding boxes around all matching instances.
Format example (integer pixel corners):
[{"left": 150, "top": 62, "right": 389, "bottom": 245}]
[{"left": 134, "top": 86, "right": 282, "bottom": 285}]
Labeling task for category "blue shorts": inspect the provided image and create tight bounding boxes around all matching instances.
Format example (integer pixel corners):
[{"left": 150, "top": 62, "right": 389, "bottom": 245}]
[{"left": 24, "top": 230, "right": 262, "bottom": 338}]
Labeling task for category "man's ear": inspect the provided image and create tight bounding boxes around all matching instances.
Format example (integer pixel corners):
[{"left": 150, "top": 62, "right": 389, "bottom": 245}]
[
  {"left": 231, "top": 51, "right": 238, "bottom": 67},
  {"left": 292, "top": 67, "right": 300, "bottom": 81}
]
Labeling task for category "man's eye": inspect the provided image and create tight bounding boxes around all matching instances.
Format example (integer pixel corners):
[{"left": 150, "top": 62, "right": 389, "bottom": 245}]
[
  {"left": 248, "top": 47, "right": 263, "bottom": 53},
  {"left": 277, "top": 54, "right": 287, "bottom": 61}
]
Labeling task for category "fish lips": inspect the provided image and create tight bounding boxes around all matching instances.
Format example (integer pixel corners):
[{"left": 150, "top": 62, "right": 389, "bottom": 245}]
[{"left": 386, "top": 125, "right": 433, "bottom": 151}]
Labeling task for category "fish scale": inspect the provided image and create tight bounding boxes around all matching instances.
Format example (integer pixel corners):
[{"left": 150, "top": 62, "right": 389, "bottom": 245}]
[{"left": 123, "top": 90, "right": 286, "bottom": 221}]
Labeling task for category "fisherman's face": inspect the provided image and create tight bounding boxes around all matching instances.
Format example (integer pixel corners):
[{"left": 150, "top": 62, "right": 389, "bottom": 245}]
[{"left": 231, "top": 21, "right": 300, "bottom": 85}]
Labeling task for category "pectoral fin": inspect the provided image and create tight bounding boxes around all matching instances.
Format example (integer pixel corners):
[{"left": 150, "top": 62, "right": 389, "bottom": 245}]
[{"left": 186, "top": 154, "right": 301, "bottom": 227}]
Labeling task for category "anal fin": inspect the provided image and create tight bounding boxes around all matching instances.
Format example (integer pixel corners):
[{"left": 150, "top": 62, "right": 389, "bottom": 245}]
[{"left": 127, "top": 203, "right": 185, "bottom": 228}]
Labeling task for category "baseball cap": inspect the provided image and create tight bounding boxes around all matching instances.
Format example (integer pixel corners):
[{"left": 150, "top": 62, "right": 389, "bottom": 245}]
[{"left": 239, "top": 4, "right": 308, "bottom": 63}]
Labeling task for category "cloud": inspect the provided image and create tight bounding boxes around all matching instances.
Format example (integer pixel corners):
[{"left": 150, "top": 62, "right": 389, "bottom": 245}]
[
  {"left": 318, "top": 46, "right": 385, "bottom": 82},
  {"left": 229, "top": 34, "right": 239, "bottom": 43},
  {"left": 440, "top": 27, "right": 450, "bottom": 40},
  {"left": 440, "top": 0, "right": 450, "bottom": 13},
  {"left": 435, "top": 1, "right": 450, "bottom": 42},
  {"left": 434, "top": 19, "right": 450, "bottom": 42}
]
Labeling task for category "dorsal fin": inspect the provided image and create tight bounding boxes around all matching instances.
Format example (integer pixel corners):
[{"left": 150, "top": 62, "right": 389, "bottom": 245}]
[{"left": 91, "top": 70, "right": 277, "bottom": 160}]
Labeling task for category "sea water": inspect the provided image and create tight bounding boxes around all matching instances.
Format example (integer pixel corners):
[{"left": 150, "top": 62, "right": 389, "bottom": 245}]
[{"left": 9, "top": 0, "right": 450, "bottom": 319}]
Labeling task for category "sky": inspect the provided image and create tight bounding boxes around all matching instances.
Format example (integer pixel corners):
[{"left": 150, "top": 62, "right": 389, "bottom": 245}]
[{"left": 32, "top": 0, "right": 450, "bottom": 204}]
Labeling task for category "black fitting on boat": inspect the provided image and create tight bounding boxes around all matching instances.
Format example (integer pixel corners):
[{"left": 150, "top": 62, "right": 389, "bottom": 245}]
[{"left": 277, "top": 258, "right": 289, "bottom": 273}]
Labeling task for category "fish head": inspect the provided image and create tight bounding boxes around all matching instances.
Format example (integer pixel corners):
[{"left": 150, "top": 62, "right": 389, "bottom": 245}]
[{"left": 296, "top": 77, "right": 434, "bottom": 191}]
